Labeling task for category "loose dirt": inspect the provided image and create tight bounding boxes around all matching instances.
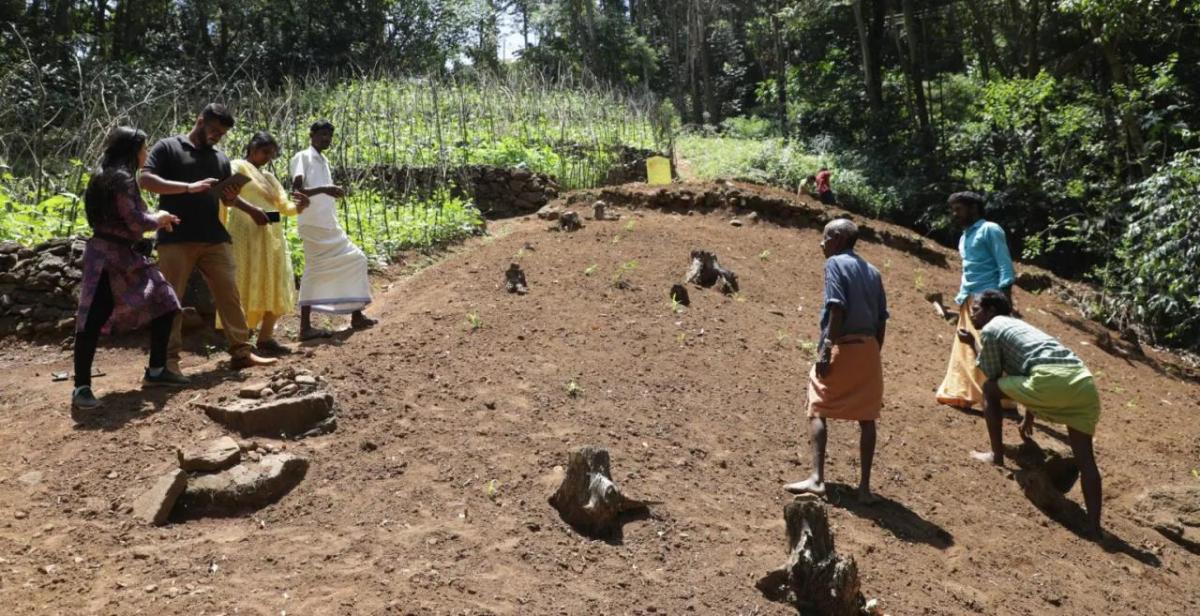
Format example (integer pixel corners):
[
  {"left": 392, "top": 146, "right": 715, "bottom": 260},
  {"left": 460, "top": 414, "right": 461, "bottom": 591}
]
[{"left": 1, "top": 182, "right": 1199, "bottom": 615}]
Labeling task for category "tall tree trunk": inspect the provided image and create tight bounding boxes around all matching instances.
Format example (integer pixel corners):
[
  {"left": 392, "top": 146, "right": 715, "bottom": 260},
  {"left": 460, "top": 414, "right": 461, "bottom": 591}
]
[
  {"left": 1098, "top": 37, "right": 1149, "bottom": 176},
  {"left": 901, "top": 0, "right": 935, "bottom": 164},
  {"left": 853, "top": 0, "right": 883, "bottom": 115},
  {"left": 770, "top": 2, "right": 788, "bottom": 135}
]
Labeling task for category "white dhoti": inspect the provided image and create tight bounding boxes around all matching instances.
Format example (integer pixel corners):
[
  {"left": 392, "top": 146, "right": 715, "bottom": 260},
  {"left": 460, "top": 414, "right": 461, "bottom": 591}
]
[{"left": 298, "top": 225, "right": 372, "bottom": 314}]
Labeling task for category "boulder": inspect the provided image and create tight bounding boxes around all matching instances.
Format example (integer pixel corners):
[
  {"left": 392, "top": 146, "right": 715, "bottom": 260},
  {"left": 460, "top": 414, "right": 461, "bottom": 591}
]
[
  {"left": 198, "top": 392, "right": 336, "bottom": 438},
  {"left": 174, "top": 454, "right": 309, "bottom": 518}
]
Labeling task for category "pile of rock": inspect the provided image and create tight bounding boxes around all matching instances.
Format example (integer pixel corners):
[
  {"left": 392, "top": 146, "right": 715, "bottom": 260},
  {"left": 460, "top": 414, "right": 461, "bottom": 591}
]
[
  {"left": 197, "top": 367, "right": 337, "bottom": 438},
  {"left": 132, "top": 436, "right": 309, "bottom": 525},
  {"left": 0, "top": 238, "right": 85, "bottom": 337}
]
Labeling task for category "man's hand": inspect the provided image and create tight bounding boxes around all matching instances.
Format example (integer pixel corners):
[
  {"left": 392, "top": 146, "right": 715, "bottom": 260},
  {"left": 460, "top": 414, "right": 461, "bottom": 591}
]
[
  {"left": 957, "top": 328, "right": 976, "bottom": 346},
  {"left": 243, "top": 205, "right": 269, "bottom": 226},
  {"left": 154, "top": 211, "right": 181, "bottom": 232},
  {"left": 188, "top": 178, "right": 219, "bottom": 194},
  {"left": 221, "top": 183, "right": 242, "bottom": 203},
  {"left": 1020, "top": 411, "right": 1036, "bottom": 440},
  {"left": 291, "top": 192, "right": 310, "bottom": 213},
  {"left": 325, "top": 186, "right": 345, "bottom": 199}
]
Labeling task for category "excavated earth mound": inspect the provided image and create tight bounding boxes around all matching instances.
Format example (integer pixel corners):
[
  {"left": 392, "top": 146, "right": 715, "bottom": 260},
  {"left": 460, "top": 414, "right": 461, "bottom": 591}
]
[{"left": 1, "top": 181, "right": 1199, "bottom": 614}]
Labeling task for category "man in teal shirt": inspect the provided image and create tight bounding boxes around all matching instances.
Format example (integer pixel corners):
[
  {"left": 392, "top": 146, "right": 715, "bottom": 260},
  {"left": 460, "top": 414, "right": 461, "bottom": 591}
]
[{"left": 936, "top": 191, "right": 1016, "bottom": 409}]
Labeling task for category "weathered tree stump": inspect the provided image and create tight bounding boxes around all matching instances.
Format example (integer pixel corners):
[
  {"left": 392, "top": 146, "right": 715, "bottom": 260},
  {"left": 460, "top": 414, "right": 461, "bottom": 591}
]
[
  {"left": 685, "top": 250, "right": 739, "bottom": 294},
  {"left": 549, "top": 446, "right": 647, "bottom": 539},
  {"left": 505, "top": 263, "right": 528, "bottom": 294},
  {"left": 670, "top": 284, "right": 690, "bottom": 307},
  {"left": 757, "top": 496, "right": 868, "bottom": 616},
  {"left": 558, "top": 211, "right": 583, "bottom": 232}
]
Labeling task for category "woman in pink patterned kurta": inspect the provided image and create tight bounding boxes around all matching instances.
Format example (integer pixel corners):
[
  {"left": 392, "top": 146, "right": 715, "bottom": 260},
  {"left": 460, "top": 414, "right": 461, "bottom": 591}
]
[{"left": 72, "top": 127, "right": 195, "bottom": 410}]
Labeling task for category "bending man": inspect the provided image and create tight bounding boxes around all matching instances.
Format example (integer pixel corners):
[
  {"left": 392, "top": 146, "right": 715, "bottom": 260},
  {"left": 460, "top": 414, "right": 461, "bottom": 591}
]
[{"left": 960, "top": 290, "right": 1103, "bottom": 537}]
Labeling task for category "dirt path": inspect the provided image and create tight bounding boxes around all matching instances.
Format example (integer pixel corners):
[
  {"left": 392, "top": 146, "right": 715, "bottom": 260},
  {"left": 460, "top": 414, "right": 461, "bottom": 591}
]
[{"left": 1, "top": 183, "right": 1198, "bottom": 615}]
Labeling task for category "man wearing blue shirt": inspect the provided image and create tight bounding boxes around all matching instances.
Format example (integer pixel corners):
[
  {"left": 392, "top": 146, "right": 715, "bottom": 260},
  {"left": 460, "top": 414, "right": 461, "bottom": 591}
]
[
  {"left": 936, "top": 191, "right": 1016, "bottom": 410},
  {"left": 785, "top": 219, "right": 888, "bottom": 504}
]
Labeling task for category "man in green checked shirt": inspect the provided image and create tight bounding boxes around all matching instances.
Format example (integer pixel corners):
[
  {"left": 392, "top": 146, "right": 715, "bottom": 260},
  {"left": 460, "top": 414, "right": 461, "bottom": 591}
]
[{"left": 958, "top": 289, "right": 1103, "bottom": 537}]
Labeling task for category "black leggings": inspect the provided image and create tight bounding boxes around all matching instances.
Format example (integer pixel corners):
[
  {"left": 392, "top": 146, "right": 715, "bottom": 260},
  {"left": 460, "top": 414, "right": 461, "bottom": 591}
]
[{"left": 73, "top": 271, "right": 177, "bottom": 387}]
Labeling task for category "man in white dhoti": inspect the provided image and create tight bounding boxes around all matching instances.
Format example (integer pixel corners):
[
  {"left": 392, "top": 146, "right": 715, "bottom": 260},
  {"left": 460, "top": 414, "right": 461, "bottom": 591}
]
[{"left": 290, "top": 120, "right": 376, "bottom": 340}]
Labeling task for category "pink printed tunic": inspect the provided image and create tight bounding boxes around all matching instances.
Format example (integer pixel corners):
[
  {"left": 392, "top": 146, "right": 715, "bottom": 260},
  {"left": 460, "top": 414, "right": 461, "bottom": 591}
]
[{"left": 74, "top": 181, "right": 181, "bottom": 334}]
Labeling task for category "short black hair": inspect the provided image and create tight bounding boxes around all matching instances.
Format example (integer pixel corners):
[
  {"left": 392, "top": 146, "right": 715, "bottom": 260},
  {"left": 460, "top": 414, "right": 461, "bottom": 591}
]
[
  {"left": 976, "top": 289, "right": 1012, "bottom": 316},
  {"left": 310, "top": 120, "right": 335, "bottom": 134},
  {"left": 245, "top": 130, "right": 279, "bottom": 156},
  {"left": 201, "top": 103, "right": 235, "bottom": 128},
  {"left": 948, "top": 191, "right": 985, "bottom": 212}
]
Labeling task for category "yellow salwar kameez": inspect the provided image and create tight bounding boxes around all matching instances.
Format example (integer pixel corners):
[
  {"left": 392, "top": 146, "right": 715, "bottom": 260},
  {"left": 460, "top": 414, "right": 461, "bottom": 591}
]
[{"left": 217, "top": 160, "right": 298, "bottom": 331}]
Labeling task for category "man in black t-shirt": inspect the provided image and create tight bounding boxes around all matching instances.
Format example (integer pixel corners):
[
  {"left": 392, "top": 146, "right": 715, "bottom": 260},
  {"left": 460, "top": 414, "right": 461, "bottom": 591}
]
[{"left": 139, "top": 103, "right": 277, "bottom": 378}]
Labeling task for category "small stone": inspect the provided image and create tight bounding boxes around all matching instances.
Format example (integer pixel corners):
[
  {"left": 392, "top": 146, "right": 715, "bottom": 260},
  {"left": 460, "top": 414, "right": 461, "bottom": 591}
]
[
  {"left": 14, "top": 510, "right": 28, "bottom": 519},
  {"left": 260, "top": 388, "right": 275, "bottom": 398},
  {"left": 38, "top": 564, "right": 57, "bottom": 575},
  {"left": 131, "top": 469, "right": 187, "bottom": 526},
  {"left": 730, "top": 218, "right": 743, "bottom": 227},
  {"left": 131, "top": 547, "right": 152, "bottom": 560},
  {"left": 106, "top": 471, "right": 118, "bottom": 479},
  {"left": 247, "top": 450, "right": 262, "bottom": 462},
  {"left": 294, "top": 375, "right": 317, "bottom": 386},
  {"left": 18, "top": 470, "right": 43, "bottom": 486},
  {"left": 239, "top": 381, "right": 271, "bottom": 399},
  {"left": 177, "top": 436, "right": 241, "bottom": 473},
  {"left": 144, "top": 584, "right": 158, "bottom": 593}
]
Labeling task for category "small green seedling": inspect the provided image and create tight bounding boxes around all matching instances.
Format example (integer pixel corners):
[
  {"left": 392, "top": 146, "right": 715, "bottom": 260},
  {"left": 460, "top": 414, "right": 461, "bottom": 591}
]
[
  {"left": 624, "top": 219, "right": 636, "bottom": 232},
  {"left": 485, "top": 479, "right": 500, "bottom": 500},
  {"left": 611, "top": 234, "right": 622, "bottom": 244},
  {"left": 671, "top": 293, "right": 685, "bottom": 314},
  {"left": 466, "top": 312, "right": 484, "bottom": 331},
  {"left": 566, "top": 378, "right": 584, "bottom": 398},
  {"left": 775, "top": 330, "right": 790, "bottom": 347},
  {"left": 677, "top": 332, "right": 687, "bottom": 345},
  {"left": 584, "top": 263, "right": 598, "bottom": 276},
  {"left": 758, "top": 249, "right": 771, "bottom": 261},
  {"left": 514, "top": 247, "right": 527, "bottom": 260},
  {"left": 914, "top": 270, "right": 926, "bottom": 293},
  {"left": 612, "top": 259, "right": 638, "bottom": 288},
  {"left": 798, "top": 339, "right": 818, "bottom": 361}
]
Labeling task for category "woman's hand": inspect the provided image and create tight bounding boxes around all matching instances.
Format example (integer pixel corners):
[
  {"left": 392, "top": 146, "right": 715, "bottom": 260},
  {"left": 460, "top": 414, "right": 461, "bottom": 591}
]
[
  {"left": 291, "top": 191, "right": 310, "bottom": 213},
  {"left": 154, "top": 211, "right": 181, "bottom": 231},
  {"left": 186, "top": 178, "right": 218, "bottom": 194}
]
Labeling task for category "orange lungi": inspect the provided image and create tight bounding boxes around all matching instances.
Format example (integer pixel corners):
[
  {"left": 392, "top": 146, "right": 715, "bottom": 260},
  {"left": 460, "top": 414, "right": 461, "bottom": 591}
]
[{"left": 807, "top": 335, "right": 883, "bottom": 421}]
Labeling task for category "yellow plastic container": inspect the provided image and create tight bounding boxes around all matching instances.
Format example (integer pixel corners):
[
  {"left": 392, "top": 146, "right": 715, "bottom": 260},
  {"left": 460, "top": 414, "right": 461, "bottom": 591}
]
[{"left": 646, "top": 156, "right": 671, "bottom": 185}]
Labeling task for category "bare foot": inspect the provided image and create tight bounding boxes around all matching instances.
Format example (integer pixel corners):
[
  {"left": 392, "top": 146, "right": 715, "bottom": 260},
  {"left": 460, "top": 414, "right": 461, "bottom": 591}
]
[
  {"left": 783, "top": 476, "right": 826, "bottom": 496},
  {"left": 970, "top": 450, "right": 1004, "bottom": 466},
  {"left": 857, "top": 487, "right": 879, "bottom": 504}
]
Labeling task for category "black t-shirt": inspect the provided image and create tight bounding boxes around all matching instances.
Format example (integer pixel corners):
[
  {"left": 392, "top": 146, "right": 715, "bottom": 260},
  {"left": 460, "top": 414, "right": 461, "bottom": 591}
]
[{"left": 143, "top": 135, "right": 232, "bottom": 244}]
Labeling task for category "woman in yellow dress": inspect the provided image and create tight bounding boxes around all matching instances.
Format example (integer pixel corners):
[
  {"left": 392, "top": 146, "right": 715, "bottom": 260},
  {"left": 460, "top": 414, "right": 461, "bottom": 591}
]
[{"left": 222, "top": 131, "right": 308, "bottom": 354}]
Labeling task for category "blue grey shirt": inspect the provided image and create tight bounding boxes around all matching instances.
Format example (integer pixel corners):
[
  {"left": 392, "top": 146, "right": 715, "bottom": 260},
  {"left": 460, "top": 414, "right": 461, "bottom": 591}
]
[{"left": 819, "top": 250, "right": 889, "bottom": 343}]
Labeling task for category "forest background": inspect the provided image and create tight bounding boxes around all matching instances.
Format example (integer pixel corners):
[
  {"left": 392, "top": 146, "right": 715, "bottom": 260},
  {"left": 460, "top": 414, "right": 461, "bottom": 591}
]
[{"left": 2, "top": 0, "right": 1198, "bottom": 350}]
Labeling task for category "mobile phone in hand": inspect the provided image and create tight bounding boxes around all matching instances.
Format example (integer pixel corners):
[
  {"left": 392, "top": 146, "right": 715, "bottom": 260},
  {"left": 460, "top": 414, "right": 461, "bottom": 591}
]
[{"left": 266, "top": 211, "right": 281, "bottom": 223}]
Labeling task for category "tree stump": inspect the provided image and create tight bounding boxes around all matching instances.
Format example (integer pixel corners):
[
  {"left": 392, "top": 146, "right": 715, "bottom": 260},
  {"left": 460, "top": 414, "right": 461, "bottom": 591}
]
[
  {"left": 685, "top": 250, "right": 739, "bottom": 294},
  {"left": 669, "top": 284, "right": 690, "bottom": 307},
  {"left": 558, "top": 211, "right": 583, "bottom": 232},
  {"left": 549, "top": 446, "right": 647, "bottom": 539},
  {"left": 757, "top": 496, "right": 868, "bottom": 616},
  {"left": 504, "top": 263, "right": 528, "bottom": 294}
]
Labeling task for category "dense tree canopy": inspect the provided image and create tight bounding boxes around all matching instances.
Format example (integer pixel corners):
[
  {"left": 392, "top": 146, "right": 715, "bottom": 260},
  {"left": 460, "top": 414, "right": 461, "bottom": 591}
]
[{"left": 3, "top": 0, "right": 1199, "bottom": 348}]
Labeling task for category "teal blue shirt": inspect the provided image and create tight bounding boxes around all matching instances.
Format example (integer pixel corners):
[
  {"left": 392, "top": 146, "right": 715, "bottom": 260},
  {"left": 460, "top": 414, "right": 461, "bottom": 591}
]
[{"left": 956, "top": 219, "right": 1015, "bottom": 305}]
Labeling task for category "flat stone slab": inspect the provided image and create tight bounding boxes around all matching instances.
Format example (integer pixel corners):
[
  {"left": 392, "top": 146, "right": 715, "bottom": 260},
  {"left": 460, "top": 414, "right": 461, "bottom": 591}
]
[
  {"left": 177, "top": 436, "right": 241, "bottom": 472},
  {"left": 132, "top": 469, "right": 187, "bottom": 526},
  {"left": 198, "top": 392, "right": 336, "bottom": 438},
  {"left": 174, "top": 453, "right": 309, "bottom": 519}
]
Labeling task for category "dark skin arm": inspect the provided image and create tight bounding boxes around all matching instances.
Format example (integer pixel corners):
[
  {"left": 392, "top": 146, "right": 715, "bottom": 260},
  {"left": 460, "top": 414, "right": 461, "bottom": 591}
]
[
  {"left": 141, "top": 172, "right": 267, "bottom": 226},
  {"left": 816, "top": 305, "right": 845, "bottom": 378},
  {"left": 291, "top": 174, "right": 344, "bottom": 199}
]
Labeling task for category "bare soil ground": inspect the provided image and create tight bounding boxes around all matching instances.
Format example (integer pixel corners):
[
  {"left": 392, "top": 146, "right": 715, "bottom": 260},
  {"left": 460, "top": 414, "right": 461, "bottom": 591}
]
[{"left": 1, "top": 182, "right": 1199, "bottom": 615}]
